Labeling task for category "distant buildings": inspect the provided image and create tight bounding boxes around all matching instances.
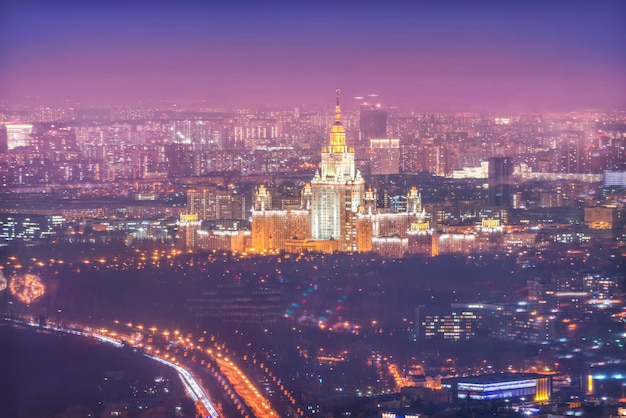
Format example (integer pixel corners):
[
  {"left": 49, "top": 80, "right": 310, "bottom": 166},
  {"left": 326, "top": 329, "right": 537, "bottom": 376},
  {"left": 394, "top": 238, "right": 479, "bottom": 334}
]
[
  {"left": 0, "top": 213, "right": 65, "bottom": 243},
  {"left": 1, "top": 99, "right": 624, "bottom": 256},
  {"left": 187, "top": 284, "right": 282, "bottom": 325},
  {"left": 416, "top": 303, "right": 517, "bottom": 342}
]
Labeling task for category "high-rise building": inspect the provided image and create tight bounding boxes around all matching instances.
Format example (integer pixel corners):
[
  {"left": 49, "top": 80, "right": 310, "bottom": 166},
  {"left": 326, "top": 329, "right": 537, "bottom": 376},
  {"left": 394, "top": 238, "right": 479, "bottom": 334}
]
[
  {"left": 188, "top": 187, "right": 247, "bottom": 222},
  {"left": 5, "top": 124, "right": 33, "bottom": 150},
  {"left": 0, "top": 124, "right": 7, "bottom": 153},
  {"left": 488, "top": 156, "right": 513, "bottom": 207},
  {"left": 357, "top": 186, "right": 430, "bottom": 257},
  {"left": 370, "top": 138, "right": 400, "bottom": 175},
  {"left": 359, "top": 105, "right": 387, "bottom": 143},
  {"left": 177, "top": 213, "right": 202, "bottom": 251},
  {"left": 310, "top": 91, "right": 365, "bottom": 251},
  {"left": 251, "top": 185, "right": 310, "bottom": 253}
]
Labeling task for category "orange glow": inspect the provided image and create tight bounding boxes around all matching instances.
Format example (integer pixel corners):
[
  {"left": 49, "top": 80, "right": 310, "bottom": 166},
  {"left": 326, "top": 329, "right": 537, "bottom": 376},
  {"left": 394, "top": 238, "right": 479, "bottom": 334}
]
[
  {"left": 587, "top": 375, "right": 594, "bottom": 394},
  {"left": 9, "top": 273, "right": 45, "bottom": 304}
]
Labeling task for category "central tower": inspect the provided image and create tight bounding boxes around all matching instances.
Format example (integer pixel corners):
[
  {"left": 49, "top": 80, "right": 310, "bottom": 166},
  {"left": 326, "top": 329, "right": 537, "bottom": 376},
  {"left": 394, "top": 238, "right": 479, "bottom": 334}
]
[{"left": 310, "top": 89, "right": 365, "bottom": 251}]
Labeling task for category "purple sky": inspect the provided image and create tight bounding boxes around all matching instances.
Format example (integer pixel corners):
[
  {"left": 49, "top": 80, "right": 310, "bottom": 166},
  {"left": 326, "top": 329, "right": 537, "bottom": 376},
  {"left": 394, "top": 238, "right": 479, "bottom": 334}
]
[{"left": 1, "top": 0, "right": 624, "bottom": 111}]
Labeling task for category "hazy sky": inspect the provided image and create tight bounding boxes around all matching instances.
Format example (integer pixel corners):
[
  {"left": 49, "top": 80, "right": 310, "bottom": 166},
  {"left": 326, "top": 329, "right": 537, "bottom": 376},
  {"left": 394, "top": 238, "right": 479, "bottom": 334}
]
[{"left": 1, "top": 0, "right": 624, "bottom": 111}]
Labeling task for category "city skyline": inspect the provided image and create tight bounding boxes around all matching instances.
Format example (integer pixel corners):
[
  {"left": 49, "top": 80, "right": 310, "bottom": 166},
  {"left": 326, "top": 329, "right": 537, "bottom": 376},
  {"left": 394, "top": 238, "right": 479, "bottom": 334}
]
[
  {"left": 1, "top": 2, "right": 625, "bottom": 417},
  {"left": 1, "top": 0, "right": 625, "bottom": 111},
  {"left": 1, "top": 93, "right": 625, "bottom": 418}
]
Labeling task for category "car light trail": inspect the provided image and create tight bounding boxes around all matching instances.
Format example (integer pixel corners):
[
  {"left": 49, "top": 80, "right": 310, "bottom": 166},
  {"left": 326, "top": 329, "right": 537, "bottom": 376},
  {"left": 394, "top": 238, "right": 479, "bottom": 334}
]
[{"left": 147, "top": 354, "right": 220, "bottom": 418}]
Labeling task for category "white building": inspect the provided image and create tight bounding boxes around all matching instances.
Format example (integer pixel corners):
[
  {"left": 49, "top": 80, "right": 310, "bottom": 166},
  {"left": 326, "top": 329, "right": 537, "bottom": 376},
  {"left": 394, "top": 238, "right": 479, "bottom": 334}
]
[{"left": 310, "top": 92, "right": 365, "bottom": 251}]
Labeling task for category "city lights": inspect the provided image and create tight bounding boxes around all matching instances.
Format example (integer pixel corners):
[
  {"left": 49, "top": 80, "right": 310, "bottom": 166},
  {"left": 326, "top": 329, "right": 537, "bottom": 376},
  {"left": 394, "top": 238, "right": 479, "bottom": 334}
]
[{"left": 0, "top": 1, "right": 624, "bottom": 416}]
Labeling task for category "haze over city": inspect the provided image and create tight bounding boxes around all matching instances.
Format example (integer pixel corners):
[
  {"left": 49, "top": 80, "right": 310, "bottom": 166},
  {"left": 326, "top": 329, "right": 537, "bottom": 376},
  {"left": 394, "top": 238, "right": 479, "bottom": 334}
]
[
  {"left": 1, "top": 1, "right": 626, "bottom": 418},
  {"left": 1, "top": 0, "right": 625, "bottom": 111}
]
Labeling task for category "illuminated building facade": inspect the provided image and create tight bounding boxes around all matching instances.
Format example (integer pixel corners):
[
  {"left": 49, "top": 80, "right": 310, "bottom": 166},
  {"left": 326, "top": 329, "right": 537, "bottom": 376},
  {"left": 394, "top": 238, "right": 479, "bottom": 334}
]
[
  {"left": 370, "top": 138, "right": 400, "bottom": 175},
  {"left": 371, "top": 236, "right": 408, "bottom": 258},
  {"left": 415, "top": 303, "right": 519, "bottom": 342},
  {"left": 586, "top": 365, "right": 626, "bottom": 398},
  {"left": 251, "top": 185, "right": 311, "bottom": 253},
  {"left": 187, "top": 186, "right": 247, "bottom": 222},
  {"left": 177, "top": 213, "right": 201, "bottom": 251},
  {"left": 359, "top": 187, "right": 429, "bottom": 257},
  {"left": 434, "top": 233, "right": 476, "bottom": 255},
  {"left": 310, "top": 92, "right": 365, "bottom": 251},
  {"left": 603, "top": 170, "right": 626, "bottom": 187},
  {"left": 380, "top": 412, "right": 421, "bottom": 418},
  {"left": 195, "top": 229, "right": 250, "bottom": 253},
  {"left": 0, "top": 214, "right": 65, "bottom": 244},
  {"left": 5, "top": 124, "right": 33, "bottom": 150},
  {"left": 584, "top": 205, "right": 626, "bottom": 229},
  {"left": 442, "top": 373, "right": 552, "bottom": 402},
  {"left": 416, "top": 305, "right": 480, "bottom": 341}
]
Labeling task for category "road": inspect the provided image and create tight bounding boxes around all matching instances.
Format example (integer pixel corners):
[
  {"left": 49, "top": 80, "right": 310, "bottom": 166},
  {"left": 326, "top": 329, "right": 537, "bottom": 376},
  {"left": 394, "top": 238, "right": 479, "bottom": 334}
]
[{"left": 4, "top": 316, "right": 220, "bottom": 418}]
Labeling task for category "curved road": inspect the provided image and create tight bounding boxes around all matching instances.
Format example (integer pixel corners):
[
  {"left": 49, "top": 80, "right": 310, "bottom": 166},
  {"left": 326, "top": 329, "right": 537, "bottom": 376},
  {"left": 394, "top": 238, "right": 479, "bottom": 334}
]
[{"left": 4, "top": 316, "right": 220, "bottom": 418}]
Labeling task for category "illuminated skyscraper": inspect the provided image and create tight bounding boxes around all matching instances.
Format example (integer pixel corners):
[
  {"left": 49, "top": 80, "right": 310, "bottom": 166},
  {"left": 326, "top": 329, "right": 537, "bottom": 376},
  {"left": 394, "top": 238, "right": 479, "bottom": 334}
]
[{"left": 310, "top": 90, "right": 365, "bottom": 251}]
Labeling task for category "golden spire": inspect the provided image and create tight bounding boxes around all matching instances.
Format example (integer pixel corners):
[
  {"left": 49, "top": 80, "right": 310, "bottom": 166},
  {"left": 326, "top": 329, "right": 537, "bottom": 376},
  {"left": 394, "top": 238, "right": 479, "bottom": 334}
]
[
  {"left": 335, "top": 87, "right": 341, "bottom": 123},
  {"left": 329, "top": 87, "right": 346, "bottom": 149}
]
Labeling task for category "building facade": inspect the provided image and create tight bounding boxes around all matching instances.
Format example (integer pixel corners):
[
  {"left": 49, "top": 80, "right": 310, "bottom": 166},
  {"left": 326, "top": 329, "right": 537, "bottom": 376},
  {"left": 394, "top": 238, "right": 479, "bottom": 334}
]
[{"left": 310, "top": 94, "right": 365, "bottom": 251}]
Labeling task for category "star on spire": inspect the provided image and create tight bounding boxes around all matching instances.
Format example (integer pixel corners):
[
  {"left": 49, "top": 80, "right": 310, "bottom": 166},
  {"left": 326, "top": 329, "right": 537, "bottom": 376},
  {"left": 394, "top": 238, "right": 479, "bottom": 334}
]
[{"left": 334, "top": 88, "right": 342, "bottom": 124}]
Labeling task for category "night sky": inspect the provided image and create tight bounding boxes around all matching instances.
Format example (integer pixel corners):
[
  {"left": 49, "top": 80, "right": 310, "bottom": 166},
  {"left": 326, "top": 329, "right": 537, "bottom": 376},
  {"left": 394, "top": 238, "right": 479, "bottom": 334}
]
[{"left": 1, "top": 0, "right": 624, "bottom": 111}]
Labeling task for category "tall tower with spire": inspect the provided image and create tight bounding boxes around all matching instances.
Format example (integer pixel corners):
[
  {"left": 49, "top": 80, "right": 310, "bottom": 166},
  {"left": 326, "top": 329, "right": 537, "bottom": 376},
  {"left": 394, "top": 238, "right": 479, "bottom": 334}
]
[
  {"left": 250, "top": 90, "right": 428, "bottom": 256},
  {"left": 310, "top": 89, "right": 365, "bottom": 251}
]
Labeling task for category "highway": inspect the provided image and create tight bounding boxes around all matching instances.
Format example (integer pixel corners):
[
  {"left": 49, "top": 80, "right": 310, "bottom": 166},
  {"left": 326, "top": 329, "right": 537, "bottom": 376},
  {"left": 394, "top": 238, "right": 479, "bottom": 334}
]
[
  {"left": 4, "top": 316, "right": 221, "bottom": 418},
  {"left": 215, "top": 356, "right": 280, "bottom": 417},
  {"left": 147, "top": 354, "right": 219, "bottom": 417}
]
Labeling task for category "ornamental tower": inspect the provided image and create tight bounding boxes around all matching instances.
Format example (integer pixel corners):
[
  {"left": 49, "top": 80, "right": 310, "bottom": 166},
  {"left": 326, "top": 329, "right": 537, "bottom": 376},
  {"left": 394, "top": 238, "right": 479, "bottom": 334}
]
[{"left": 310, "top": 89, "right": 365, "bottom": 251}]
